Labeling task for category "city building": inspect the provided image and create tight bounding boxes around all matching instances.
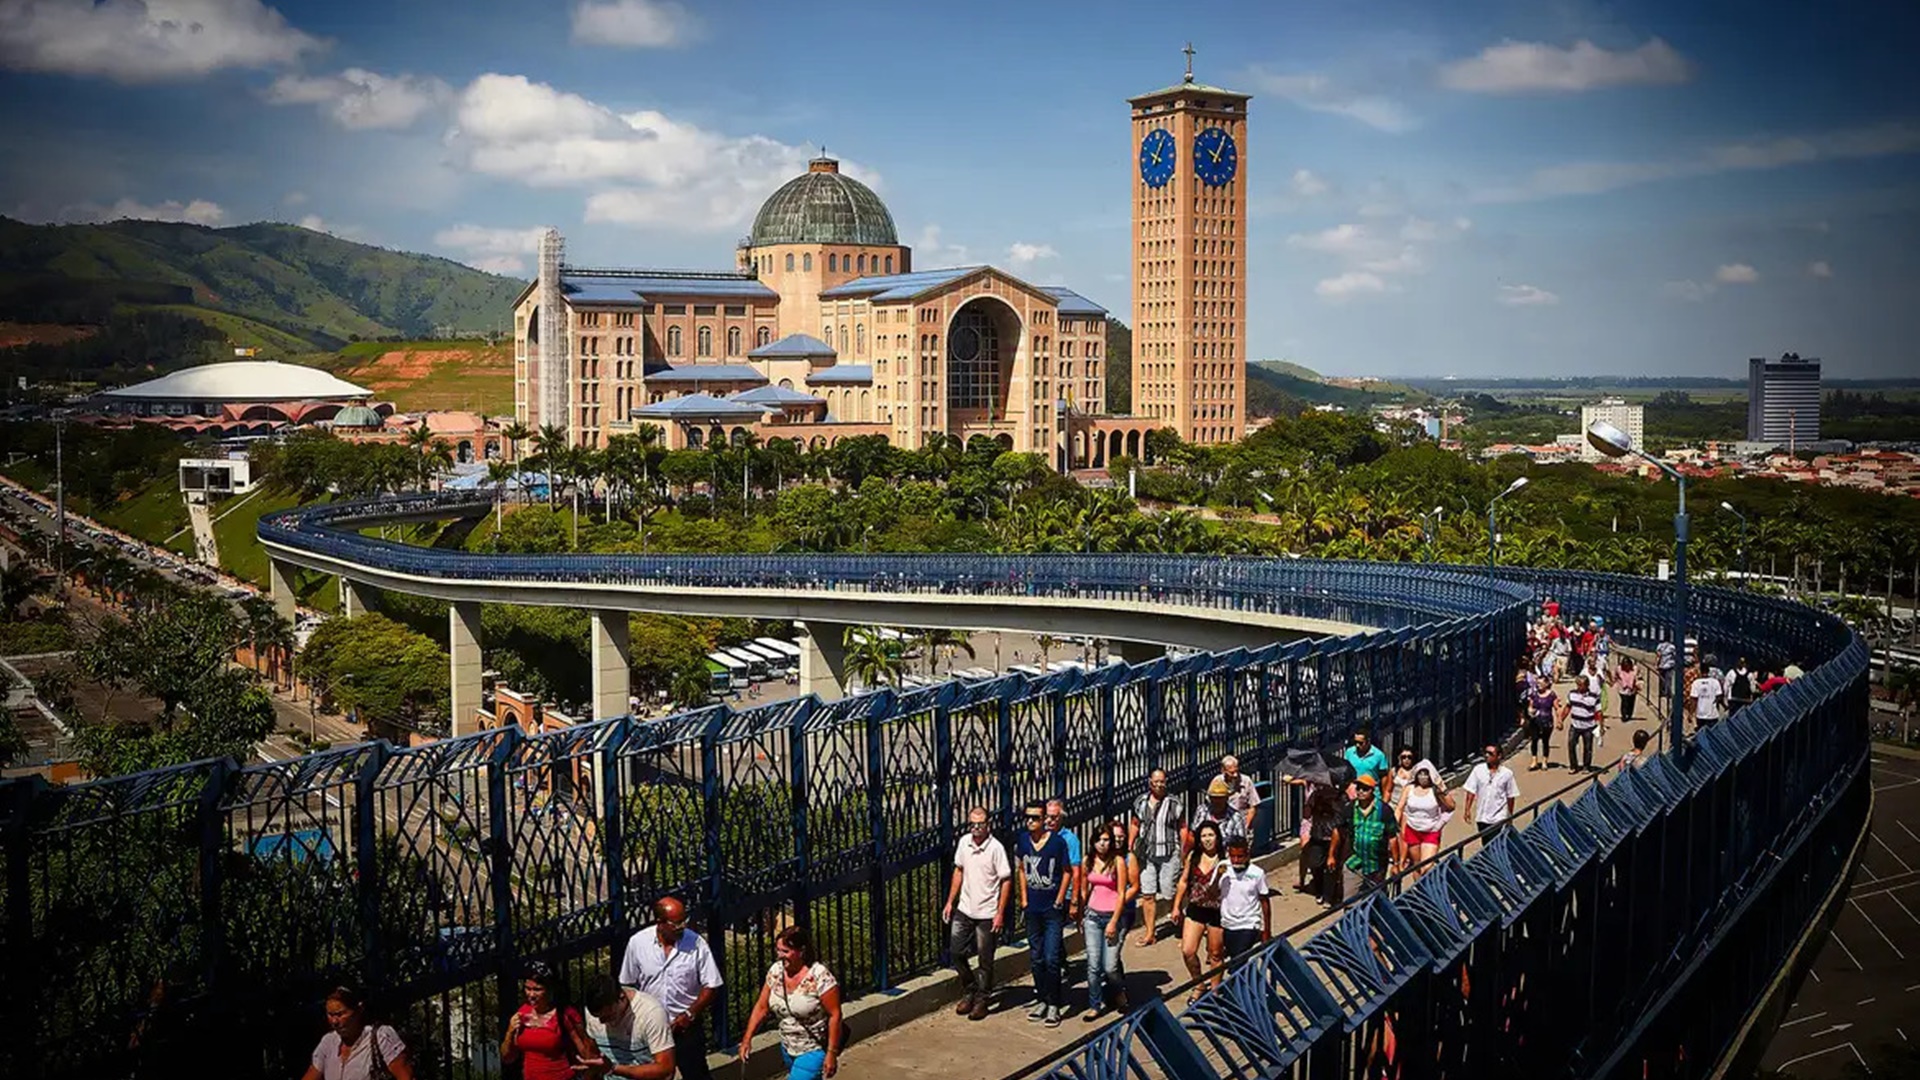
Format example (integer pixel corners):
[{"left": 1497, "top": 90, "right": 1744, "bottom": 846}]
[
  {"left": 1579, "top": 398, "right": 1646, "bottom": 461},
  {"left": 90, "top": 360, "right": 375, "bottom": 436},
  {"left": 1747, "top": 353, "right": 1821, "bottom": 448}
]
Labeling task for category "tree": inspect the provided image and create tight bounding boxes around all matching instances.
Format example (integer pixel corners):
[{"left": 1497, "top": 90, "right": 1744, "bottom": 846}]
[
  {"left": 299, "top": 613, "right": 451, "bottom": 738},
  {"left": 841, "top": 627, "right": 903, "bottom": 691},
  {"left": 0, "top": 559, "right": 51, "bottom": 617}
]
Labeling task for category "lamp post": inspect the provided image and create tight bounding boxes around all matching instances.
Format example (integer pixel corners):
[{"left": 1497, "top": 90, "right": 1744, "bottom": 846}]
[
  {"left": 1486, "top": 478, "right": 1529, "bottom": 573},
  {"left": 1419, "top": 505, "right": 1444, "bottom": 562},
  {"left": 1719, "top": 501, "right": 1749, "bottom": 586},
  {"left": 1588, "top": 419, "right": 1688, "bottom": 759}
]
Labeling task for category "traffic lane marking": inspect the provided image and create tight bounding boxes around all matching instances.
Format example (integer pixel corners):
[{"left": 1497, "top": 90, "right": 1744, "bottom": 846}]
[{"left": 1873, "top": 832, "right": 1915, "bottom": 873}]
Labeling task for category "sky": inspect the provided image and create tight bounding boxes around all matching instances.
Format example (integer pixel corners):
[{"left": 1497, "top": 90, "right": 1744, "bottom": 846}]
[{"left": 0, "top": 0, "right": 1915, "bottom": 379}]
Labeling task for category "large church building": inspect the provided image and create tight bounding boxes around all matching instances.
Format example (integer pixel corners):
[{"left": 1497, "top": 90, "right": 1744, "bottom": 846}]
[{"left": 514, "top": 63, "right": 1247, "bottom": 465}]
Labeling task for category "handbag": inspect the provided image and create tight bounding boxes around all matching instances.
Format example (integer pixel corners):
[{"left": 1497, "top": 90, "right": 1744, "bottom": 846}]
[{"left": 366, "top": 1025, "right": 396, "bottom": 1080}]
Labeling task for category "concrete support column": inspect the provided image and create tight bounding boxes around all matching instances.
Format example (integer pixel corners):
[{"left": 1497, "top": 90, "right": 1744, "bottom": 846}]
[
  {"left": 340, "top": 577, "right": 377, "bottom": 619},
  {"left": 449, "top": 601, "right": 484, "bottom": 738},
  {"left": 268, "top": 557, "right": 297, "bottom": 621},
  {"left": 1115, "top": 639, "right": 1168, "bottom": 666},
  {"left": 590, "top": 609, "right": 632, "bottom": 721},
  {"left": 795, "top": 620, "right": 850, "bottom": 702}
]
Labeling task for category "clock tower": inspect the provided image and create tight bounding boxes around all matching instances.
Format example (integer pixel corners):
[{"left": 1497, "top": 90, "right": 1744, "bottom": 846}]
[{"left": 1130, "top": 47, "right": 1249, "bottom": 445}]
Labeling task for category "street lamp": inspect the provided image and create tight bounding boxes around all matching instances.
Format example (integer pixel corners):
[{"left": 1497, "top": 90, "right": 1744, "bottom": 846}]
[
  {"left": 1486, "top": 477, "right": 1529, "bottom": 572},
  {"left": 1719, "top": 501, "right": 1749, "bottom": 586},
  {"left": 1419, "top": 505, "right": 1444, "bottom": 562},
  {"left": 1588, "top": 419, "right": 1688, "bottom": 759}
]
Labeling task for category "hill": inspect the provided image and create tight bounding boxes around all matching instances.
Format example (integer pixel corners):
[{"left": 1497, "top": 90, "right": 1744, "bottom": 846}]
[
  {"left": 326, "top": 340, "right": 516, "bottom": 416},
  {"left": 1251, "top": 359, "right": 1323, "bottom": 382},
  {"left": 0, "top": 217, "right": 525, "bottom": 388}
]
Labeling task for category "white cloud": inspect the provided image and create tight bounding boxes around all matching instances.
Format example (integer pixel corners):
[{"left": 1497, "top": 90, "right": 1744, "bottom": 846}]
[
  {"left": 295, "top": 214, "right": 365, "bottom": 240},
  {"left": 1287, "top": 215, "right": 1469, "bottom": 292},
  {"left": 1315, "top": 271, "right": 1390, "bottom": 300},
  {"left": 1290, "top": 169, "right": 1329, "bottom": 198},
  {"left": 1497, "top": 284, "right": 1559, "bottom": 306},
  {"left": 433, "top": 223, "right": 548, "bottom": 275},
  {"left": 1288, "top": 223, "right": 1373, "bottom": 258},
  {"left": 913, "top": 225, "right": 970, "bottom": 267},
  {"left": 570, "top": 0, "right": 700, "bottom": 48},
  {"left": 1714, "top": 262, "right": 1760, "bottom": 284},
  {"left": 1478, "top": 122, "right": 1920, "bottom": 202},
  {"left": 0, "top": 0, "right": 323, "bottom": 82},
  {"left": 60, "top": 196, "right": 228, "bottom": 225},
  {"left": 1808, "top": 260, "right": 1833, "bottom": 279},
  {"left": 1438, "top": 38, "right": 1693, "bottom": 94},
  {"left": 1244, "top": 68, "right": 1417, "bottom": 133},
  {"left": 450, "top": 73, "right": 865, "bottom": 233},
  {"left": 266, "top": 68, "right": 451, "bottom": 130},
  {"left": 1005, "top": 242, "right": 1057, "bottom": 267}
]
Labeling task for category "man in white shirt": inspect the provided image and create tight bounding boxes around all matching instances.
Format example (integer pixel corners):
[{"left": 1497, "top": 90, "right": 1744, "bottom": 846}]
[
  {"left": 941, "top": 805, "right": 1011, "bottom": 1021},
  {"left": 1463, "top": 743, "right": 1519, "bottom": 842},
  {"left": 618, "top": 897, "right": 724, "bottom": 1080},
  {"left": 1217, "top": 836, "right": 1272, "bottom": 961},
  {"left": 582, "top": 976, "right": 677, "bottom": 1080},
  {"left": 1691, "top": 668, "right": 1725, "bottom": 730}
]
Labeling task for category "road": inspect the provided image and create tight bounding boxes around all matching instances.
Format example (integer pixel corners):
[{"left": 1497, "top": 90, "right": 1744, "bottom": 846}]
[{"left": 1759, "top": 747, "right": 1920, "bottom": 1079}]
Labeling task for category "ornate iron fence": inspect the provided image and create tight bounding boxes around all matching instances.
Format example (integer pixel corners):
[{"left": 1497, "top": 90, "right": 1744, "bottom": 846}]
[{"left": 0, "top": 496, "right": 1869, "bottom": 1080}]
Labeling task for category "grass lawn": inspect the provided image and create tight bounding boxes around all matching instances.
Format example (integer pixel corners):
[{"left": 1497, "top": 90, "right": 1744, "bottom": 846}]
[
  {"left": 335, "top": 341, "right": 514, "bottom": 415},
  {"left": 211, "top": 489, "right": 338, "bottom": 611},
  {"left": 95, "top": 476, "right": 189, "bottom": 545},
  {"left": 136, "top": 303, "right": 319, "bottom": 356}
]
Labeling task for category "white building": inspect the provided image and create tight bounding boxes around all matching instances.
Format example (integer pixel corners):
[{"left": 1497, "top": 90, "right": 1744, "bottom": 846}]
[{"left": 1579, "top": 398, "right": 1645, "bottom": 461}]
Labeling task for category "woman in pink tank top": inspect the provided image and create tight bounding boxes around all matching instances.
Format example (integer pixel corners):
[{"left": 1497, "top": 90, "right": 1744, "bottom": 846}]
[{"left": 1079, "top": 825, "right": 1139, "bottom": 1019}]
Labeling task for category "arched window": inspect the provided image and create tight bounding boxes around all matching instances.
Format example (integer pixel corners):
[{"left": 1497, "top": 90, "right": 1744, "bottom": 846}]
[
  {"left": 667, "top": 326, "right": 682, "bottom": 356},
  {"left": 726, "top": 326, "right": 742, "bottom": 356},
  {"left": 885, "top": 255, "right": 894, "bottom": 273},
  {"left": 828, "top": 253, "right": 838, "bottom": 272},
  {"left": 860, "top": 389, "right": 870, "bottom": 417},
  {"left": 803, "top": 253, "right": 813, "bottom": 271},
  {"left": 839, "top": 325, "right": 849, "bottom": 353},
  {"left": 857, "top": 254, "right": 867, "bottom": 273},
  {"left": 855, "top": 324, "right": 865, "bottom": 356},
  {"left": 785, "top": 252, "right": 794, "bottom": 271},
  {"left": 697, "top": 326, "right": 713, "bottom": 356},
  {"left": 779, "top": 378, "right": 793, "bottom": 389},
  {"left": 756, "top": 326, "right": 772, "bottom": 347}
]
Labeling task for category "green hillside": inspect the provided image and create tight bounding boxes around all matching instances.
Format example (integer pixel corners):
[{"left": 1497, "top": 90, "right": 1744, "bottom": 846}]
[
  {"left": 0, "top": 216, "right": 525, "bottom": 354},
  {"left": 1251, "top": 359, "right": 1324, "bottom": 381}
]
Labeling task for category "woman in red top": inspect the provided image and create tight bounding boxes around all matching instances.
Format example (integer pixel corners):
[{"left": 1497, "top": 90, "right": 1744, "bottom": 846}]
[{"left": 500, "top": 961, "right": 598, "bottom": 1080}]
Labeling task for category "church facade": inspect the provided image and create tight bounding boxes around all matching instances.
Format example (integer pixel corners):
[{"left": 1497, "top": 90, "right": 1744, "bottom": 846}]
[{"left": 513, "top": 63, "right": 1246, "bottom": 464}]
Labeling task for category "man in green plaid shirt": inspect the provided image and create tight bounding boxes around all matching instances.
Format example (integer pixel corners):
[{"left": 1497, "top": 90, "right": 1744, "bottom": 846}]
[{"left": 1344, "top": 775, "right": 1397, "bottom": 899}]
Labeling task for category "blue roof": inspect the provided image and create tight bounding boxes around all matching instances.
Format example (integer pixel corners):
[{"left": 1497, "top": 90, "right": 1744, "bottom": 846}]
[
  {"left": 633, "top": 393, "right": 767, "bottom": 420},
  {"left": 748, "top": 332, "right": 837, "bottom": 359},
  {"left": 644, "top": 363, "right": 769, "bottom": 384},
  {"left": 805, "top": 365, "right": 874, "bottom": 385},
  {"left": 729, "top": 385, "right": 825, "bottom": 406},
  {"left": 1041, "top": 287, "right": 1108, "bottom": 317},
  {"left": 818, "top": 265, "right": 987, "bottom": 302},
  {"left": 562, "top": 271, "right": 777, "bottom": 304}
]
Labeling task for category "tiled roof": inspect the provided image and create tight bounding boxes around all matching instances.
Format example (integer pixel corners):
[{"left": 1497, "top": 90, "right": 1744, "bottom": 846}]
[
  {"left": 805, "top": 365, "right": 874, "bottom": 385},
  {"left": 643, "top": 363, "right": 769, "bottom": 384},
  {"left": 819, "top": 266, "right": 988, "bottom": 302},
  {"left": 748, "top": 332, "right": 837, "bottom": 359},
  {"left": 729, "top": 385, "right": 825, "bottom": 406},
  {"left": 562, "top": 271, "right": 778, "bottom": 305},
  {"left": 1041, "top": 287, "right": 1108, "bottom": 316},
  {"left": 632, "top": 393, "right": 767, "bottom": 420}
]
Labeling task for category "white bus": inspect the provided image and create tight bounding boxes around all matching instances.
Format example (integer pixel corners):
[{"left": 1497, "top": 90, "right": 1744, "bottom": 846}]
[{"left": 708, "top": 651, "right": 748, "bottom": 689}]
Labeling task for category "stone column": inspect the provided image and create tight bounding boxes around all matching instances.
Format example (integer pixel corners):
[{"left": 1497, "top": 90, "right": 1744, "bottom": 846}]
[
  {"left": 591, "top": 609, "right": 632, "bottom": 721},
  {"left": 268, "top": 557, "right": 297, "bottom": 621},
  {"left": 795, "top": 620, "right": 850, "bottom": 702},
  {"left": 340, "top": 577, "right": 376, "bottom": 619},
  {"left": 449, "top": 601, "right": 484, "bottom": 738},
  {"left": 1115, "top": 639, "right": 1168, "bottom": 666}
]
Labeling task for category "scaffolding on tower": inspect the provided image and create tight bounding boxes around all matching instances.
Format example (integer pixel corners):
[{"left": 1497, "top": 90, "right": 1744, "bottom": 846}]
[{"left": 537, "top": 228, "right": 568, "bottom": 439}]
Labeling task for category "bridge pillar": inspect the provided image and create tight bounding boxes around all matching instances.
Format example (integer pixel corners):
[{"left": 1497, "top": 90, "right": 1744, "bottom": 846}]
[
  {"left": 1115, "top": 639, "right": 1167, "bottom": 665},
  {"left": 795, "top": 620, "right": 849, "bottom": 702},
  {"left": 591, "top": 610, "right": 632, "bottom": 721},
  {"left": 339, "top": 577, "right": 376, "bottom": 619},
  {"left": 268, "top": 557, "right": 297, "bottom": 621},
  {"left": 449, "top": 601, "right": 484, "bottom": 738}
]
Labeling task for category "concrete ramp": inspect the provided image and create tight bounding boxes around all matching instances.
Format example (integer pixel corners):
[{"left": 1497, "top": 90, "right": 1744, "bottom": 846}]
[{"left": 186, "top": 499, "right": 218, "bottom": 565}]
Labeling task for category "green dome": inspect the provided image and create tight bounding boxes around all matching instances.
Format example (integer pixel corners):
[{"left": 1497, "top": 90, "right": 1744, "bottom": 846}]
[
  {"left": 333, "top": 404, "right": 383, "bottom": 429},
  {"left": 749, "top": 156, "right": 897, "bottom": 247}
]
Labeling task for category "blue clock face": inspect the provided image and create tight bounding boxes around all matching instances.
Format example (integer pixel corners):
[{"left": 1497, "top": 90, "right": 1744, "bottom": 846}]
[
  {"left": 1139, "top": 129, "right": 1175, "bottom": 189},
  {"left": 1194, "top": 127, "right": 1238, "bottom": 187}
]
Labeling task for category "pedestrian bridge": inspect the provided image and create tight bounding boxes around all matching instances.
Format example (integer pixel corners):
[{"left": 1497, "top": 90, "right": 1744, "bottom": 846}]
[{"left": 0, "top": 494, "right": 1868, "bottom": 1080}]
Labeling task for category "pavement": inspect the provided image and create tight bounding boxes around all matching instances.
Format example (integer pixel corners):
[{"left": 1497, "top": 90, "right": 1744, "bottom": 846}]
[{"left": 1759, "top": 747, "right": 1920, "bottom": 1079}]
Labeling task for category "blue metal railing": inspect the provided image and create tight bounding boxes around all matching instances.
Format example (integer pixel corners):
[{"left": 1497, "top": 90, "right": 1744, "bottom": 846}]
[{"left": 0, "top": 495, "right": 1869, "bottom": 1080}]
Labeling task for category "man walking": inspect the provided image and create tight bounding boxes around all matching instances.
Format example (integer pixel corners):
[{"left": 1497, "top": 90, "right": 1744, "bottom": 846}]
[
  {"left": 1045, "top": 798, "right": 1083, "bottom": 919},
  {"left": 1016, "top": 801, "right": 1073, "bottom": 1026},
  {"left": 1192, "top": 778, "right": 1251, "bottom": 847},
  {"left": 942, "top": 806, "right": 1010, "bottom": 1021},
  {"left": 1655, "top": 638, "right": 1678, "bottom": 722},
  {"left": 1343, "top": 775, "right": 1398, "bottom": 899},
  {"left": 1217, "top": 836, "right": 1271, "bottom": 960},
  {"left": 1727, "top": 657, "right": 1757, "bottom": 714},
  {"left": 1211, "top": 755, "right": 1260, "bottom": 834},
  {"left": 1463, "top": 744, "right": 1519, "bottom": 842},
  {"left": 618, "top": 897, "right": 724, "bottom": 1080},
  {"left": 1128, "top": 769, "right": 1188, "bottom": 947},
  {"left": 1344, "top": 730, "right": 1390, "bottom": 790},
  {"left": 1562, "top": 673, "right": 1602, "bottom": 772},
  {"left": 1691, "top": 662, "right": 1725, "bottom": 732}
]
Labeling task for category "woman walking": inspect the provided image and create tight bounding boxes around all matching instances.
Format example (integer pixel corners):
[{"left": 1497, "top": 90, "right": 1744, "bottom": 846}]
[
  {"left": 1079, "top": 824, "right": 1140, "bottom": 1020},
  {"left": 1393, "top": 760, "right": 1454, "bottom": 878},
  {"left": 1171, "top": 821, "right": 1229, "bottom": 1003},
  {"left": 1301, "top": 786, "right": 1343, "bottom": 907},
  {"left": 300, "top": 983, "right": 413, "bottom": 1080},
  {"left": 1614, "top": 656, "right": 1640, "bottom": 723},
  {"left": 1525, "top": 676, "right": 1558, "bottom": 770},
  {"left": 501, "top": 961, "right": 597, "bottom": 1080},
  {"left": 738, "top": 926, "right": 844, "bottom": 1080}
]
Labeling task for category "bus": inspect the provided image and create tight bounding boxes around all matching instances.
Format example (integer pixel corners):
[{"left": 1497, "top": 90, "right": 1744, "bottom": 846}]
[
  {"left": 708, "top": 652, "right": 748, "bottom": 689},
  {"left": 723, "top": 647, "right": 769, "bottom": 681},
  {"left": 740, "top": 642, "right": 791, "bottom": 676}
]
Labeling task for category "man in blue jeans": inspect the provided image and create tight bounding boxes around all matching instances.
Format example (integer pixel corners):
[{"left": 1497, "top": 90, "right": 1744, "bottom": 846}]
[{"left": 1016, "top": 800, "right": 1072, "bottom": 1027}]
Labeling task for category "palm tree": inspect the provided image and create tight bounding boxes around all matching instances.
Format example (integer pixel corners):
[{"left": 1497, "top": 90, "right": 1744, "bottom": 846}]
[
  {"left": 531, "top": 424, "right": 569, "bottom": 507},
  {"left": 240, "top": 594, "right": 297, "bottom": 689},
  {"left": 841, "top": 627, "right": 903, "bottom": 691},
  {"left": 1034, "top": 633, "right": 1059, "bottom": 673},
  {"left": 486, "top": 458, "right": 518, "bottom": 532},
  {"left": 920, "top": 628, "right": 976, "bottom": 676},
  {"left": 671, "top": 662, "right": 713, "bottom": 709},
  {"left": 0, "top": 561, "right": 50, "bottom": 617},
  {"left": 503, "top": 420, "right": 534, "bottom": 463}
]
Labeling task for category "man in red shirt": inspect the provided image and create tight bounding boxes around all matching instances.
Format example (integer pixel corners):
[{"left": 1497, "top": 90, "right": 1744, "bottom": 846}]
[{"left": 1758, "top": 669, "right": 1792, "bottom": 695}]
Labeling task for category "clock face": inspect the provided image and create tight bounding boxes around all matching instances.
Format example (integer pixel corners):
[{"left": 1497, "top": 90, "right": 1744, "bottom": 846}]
[
  {"left": 1193, "top": 127, "right": 1238, "bottom": 187},
  {"left": 1138, "top": 129, "right": 1176, "bottom": 189}
]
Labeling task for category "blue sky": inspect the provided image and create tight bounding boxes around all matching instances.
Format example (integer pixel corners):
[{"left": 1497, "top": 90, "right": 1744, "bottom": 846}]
[{"left": 1, "top": 0, "right": 1915, "bottom": 378}]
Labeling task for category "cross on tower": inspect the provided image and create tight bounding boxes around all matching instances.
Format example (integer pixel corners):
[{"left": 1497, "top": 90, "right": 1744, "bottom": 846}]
[{"left": 1183, "top": 42, "right": 1195, "bottom": 82}]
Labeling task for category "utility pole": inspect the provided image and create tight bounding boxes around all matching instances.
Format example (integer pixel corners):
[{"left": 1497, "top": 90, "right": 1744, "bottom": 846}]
[{"left": 53, "top": 414, "right": 66, "bottom": 584}]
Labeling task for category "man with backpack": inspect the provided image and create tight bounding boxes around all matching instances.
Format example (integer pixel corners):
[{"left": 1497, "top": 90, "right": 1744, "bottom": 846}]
[{"left": 1727, "top": 658, "right": 1757, "bottom": 714}]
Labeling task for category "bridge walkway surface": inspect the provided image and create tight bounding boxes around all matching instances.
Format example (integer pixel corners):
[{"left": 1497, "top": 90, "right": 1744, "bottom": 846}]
[{"left": 824, "top": 704, "right": 1666, "bottom": 1080}]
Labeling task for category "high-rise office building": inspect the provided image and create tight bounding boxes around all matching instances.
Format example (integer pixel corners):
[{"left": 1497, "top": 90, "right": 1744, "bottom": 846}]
[
  {"left": 1580, "top": 398, "right": 1645, "bottom": 461},
  {"left": 1746, "top": 353, "right": 1821, "bottom": 448}
]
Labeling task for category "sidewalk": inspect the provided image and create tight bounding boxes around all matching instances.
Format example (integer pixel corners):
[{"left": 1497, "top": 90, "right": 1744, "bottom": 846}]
[{"left": 820, "top": 705, "right": 1663, "bottom": 1080}]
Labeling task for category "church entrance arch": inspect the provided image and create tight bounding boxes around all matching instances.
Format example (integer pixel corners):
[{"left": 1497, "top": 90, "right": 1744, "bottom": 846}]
[{"left": 944, "top": 297, "right": 1020, "bottom": 442}]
